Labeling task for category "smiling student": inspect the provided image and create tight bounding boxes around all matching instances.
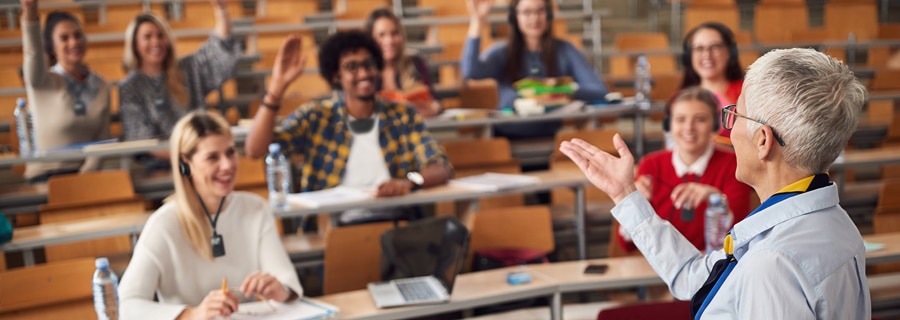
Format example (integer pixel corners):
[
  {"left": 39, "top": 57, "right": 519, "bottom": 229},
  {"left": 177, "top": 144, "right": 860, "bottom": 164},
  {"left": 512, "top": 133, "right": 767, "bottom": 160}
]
[
  {"left": 19, "top": 0, "right": 111, "bottom": 183},
  {"left": 617, "top": 87, "right": 751, "bottom": 253},
  {"left": 119, "top": 111, "right": 302, "bottom": 320},
  {"left": 245, "top": 31, "right": 451, "bottom": 225},
  {"left": 118, "top": 0, "right": 241, "bottom": 158},
  {"left": 365, "top": 8, "right": 442, "bottom": 118},
  {"left": 461, "top": 0, "right": 608, "bottom": 139}
]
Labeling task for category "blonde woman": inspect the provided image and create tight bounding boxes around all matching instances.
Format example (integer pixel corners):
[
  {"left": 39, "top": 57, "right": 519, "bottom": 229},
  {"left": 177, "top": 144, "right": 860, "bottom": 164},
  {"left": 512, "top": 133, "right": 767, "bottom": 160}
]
[
  {"left": 118, "top": 0, "right": 241, "bottom": 144},
  {"left": 19, "top": 0, "right": 110, "bottom": 183},
  {"left": 119, "top": 111, "right": 302, "bottom": 320}
]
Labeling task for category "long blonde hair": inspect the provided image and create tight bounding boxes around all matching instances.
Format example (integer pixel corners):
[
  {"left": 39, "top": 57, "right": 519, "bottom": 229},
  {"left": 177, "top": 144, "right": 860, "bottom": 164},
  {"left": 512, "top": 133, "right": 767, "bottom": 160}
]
[
  {"left": 123, "top": 12, "right": 188, "bottom": 106},
  {"left": 168, "top": 111, "right": 233, "bottom": 260}
]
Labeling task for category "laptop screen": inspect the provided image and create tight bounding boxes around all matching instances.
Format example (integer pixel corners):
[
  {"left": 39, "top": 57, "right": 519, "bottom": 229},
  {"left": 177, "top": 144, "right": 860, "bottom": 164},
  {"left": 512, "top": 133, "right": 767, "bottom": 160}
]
[{"left": 381, "top": 216, "right": 470, "bottom": 294}]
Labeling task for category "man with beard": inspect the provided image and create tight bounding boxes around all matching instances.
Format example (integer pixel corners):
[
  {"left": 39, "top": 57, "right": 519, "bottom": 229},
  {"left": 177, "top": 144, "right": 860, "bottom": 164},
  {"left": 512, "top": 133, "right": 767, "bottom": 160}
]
[{"left": 245, "top": 30, "right": 451, "bottom": 225}]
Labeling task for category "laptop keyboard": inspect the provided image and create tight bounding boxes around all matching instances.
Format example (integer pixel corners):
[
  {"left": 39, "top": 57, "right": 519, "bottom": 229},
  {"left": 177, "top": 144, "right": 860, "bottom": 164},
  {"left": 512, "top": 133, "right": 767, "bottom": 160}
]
[{"left": 397, "top": 279, "right": 440, "bottom": 302}]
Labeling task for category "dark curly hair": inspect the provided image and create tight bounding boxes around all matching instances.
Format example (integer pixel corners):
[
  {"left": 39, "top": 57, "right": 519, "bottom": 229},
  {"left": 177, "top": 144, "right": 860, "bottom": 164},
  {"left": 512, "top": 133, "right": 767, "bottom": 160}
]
[
  {"left": 43, "top": 11, "right": 83, "bottom": 66},
  {"left": 317, "top": 30, "right": 384, "bottom": 90}
]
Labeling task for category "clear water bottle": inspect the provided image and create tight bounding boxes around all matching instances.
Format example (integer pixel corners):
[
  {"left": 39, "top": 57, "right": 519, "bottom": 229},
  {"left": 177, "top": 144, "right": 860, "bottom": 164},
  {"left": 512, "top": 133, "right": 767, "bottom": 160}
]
[
  {"left": 704, "top": 194, "right": 732, "bottom": 254},
  {"left": 92, "top": 257, "right": 119, "bottom": 320},
  {"left": 14, "top": 97, "right": 35, "bottom": 156},
  {"left": 266, "top": 143, "right": 292, "bottom": 210},
  {"left": 634, "top": 55, "right": 652, "bottom": 109}
]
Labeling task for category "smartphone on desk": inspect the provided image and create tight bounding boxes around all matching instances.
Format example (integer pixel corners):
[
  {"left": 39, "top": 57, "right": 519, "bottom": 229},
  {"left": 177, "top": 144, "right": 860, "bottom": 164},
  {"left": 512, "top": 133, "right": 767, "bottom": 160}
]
[{"left": 584, "top": 264, "right": 608, "bottom": 274}]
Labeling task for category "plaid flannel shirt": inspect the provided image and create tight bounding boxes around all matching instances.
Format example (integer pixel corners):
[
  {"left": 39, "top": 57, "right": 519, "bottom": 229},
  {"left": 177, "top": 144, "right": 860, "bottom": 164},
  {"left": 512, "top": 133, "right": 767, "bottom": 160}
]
[{"left": 274, "top": 96, "right": 450, "bottom": 192}]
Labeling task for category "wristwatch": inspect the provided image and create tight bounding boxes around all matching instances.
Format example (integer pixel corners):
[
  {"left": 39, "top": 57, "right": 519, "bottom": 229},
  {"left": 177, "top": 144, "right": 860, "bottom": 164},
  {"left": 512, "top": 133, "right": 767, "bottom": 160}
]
[{"left": 406, "top": 171, "right": 425, "bottom": 190}]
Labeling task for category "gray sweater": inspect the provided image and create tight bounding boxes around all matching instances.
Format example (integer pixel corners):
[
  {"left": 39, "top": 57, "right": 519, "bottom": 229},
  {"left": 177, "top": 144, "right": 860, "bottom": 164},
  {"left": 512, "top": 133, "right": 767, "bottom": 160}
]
[{"left": 119, "top": 35, "right": 242, "bottom": 140}]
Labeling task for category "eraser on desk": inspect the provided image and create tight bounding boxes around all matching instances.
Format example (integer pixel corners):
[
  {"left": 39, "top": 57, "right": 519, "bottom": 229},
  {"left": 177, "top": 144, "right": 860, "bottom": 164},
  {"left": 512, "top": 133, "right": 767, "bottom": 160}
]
[{"left": 506, "top": 271, "right": 532, "bottom": 285}]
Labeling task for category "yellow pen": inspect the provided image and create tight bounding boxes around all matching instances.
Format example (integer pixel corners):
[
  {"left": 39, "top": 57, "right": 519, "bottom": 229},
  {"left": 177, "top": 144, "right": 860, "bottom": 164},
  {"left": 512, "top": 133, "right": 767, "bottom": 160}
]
[{"left": 221, "top": 278, "right": 227, "bottom": 295}]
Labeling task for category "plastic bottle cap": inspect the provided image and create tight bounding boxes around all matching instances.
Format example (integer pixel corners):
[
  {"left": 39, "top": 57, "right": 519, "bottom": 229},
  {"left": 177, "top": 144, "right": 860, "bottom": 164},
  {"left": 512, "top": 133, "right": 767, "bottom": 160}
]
[
  {"left": 709, "top": 193, "right": 722, "bottom": 205},
  {"left": 268, "top": 143, "right": 281, "bottom": 154},
  {"left": 95, "top": 257, "right": 110, "bottom": 269},
  {"left": 16, "top": 98, "right": 25, "bottom": 107}
]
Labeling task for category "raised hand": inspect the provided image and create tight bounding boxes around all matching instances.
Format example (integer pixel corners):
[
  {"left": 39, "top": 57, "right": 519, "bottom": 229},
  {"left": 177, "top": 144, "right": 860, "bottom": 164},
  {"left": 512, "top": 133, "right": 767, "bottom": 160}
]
[
  {"left": 208, "top": 0, "right": 226, "bottom": 9},
  {"left": 466, "top": 0, "right": 493, "bottom": 22},
  {"left": 240, "top": 271, "right": 291, "bottom": 302},
  {"left": 559, "top": 134, "right": 637, "bottom": 204},
  {"left": 20, "top": 0, "right": 38, "bottom": 21},
  {"left": 267, "top": 34, "right": 307, "bottom": 100}
]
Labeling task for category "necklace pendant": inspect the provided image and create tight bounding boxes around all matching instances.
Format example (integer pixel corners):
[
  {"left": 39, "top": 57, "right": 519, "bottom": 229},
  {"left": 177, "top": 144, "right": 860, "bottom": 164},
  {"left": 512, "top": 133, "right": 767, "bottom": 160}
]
[
  {"left": 73, "top": 101, "right": 86, "bottom": 115},
  {"left": 211, "top": 233, "right": 226, "bottom": 258}
]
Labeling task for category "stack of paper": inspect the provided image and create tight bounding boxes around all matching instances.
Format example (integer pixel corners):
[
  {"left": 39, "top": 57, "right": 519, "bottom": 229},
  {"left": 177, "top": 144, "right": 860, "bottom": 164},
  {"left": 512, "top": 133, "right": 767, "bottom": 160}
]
[
  {"left": 287, "top": 187, "right": 373, "bottom": 209},
  {"left": 230, "top": 298, "right": 339, "bottom": 320},
  {"left": 449, "top": 172, "right": 541, "bottom": 191}
]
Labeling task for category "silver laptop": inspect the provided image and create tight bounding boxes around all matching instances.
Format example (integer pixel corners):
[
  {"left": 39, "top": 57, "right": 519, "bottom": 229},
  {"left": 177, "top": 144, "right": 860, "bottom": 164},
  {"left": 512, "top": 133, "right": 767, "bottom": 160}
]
[{"left": 367, "top": 273, "right": 456, "bottom": 308}]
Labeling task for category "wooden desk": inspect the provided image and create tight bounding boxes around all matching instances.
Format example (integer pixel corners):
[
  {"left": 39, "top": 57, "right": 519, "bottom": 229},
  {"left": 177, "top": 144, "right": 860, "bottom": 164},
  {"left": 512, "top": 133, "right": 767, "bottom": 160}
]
[
  {"left": 1, "top": 212, "right": 151, "bottom": 266},
  {"left": 277, "top": 169, "right": 595, "bottom": 260},
  {"left": 1, "top": 169, "right": 596, "bottom": 265},
  {"left": 317, "top": 256, "right": 662, "bottom": 320},
  {"left": 318, "top": 246, "right": 894, "bottom": 320},
  {"left": 829, "top": 146, "right": 900, "bottom": 198},
  {"left": 319, "top": 266, "right": 559, "bottom": 320},
  {"left": 864, "top": 232, "right": 900, "bottom": 265},
  {"left": 425, "top": 102, "right": 665, "bottom": 157},
  {"left": 832, "top": 146, "right": 900, "bottom": 172}
]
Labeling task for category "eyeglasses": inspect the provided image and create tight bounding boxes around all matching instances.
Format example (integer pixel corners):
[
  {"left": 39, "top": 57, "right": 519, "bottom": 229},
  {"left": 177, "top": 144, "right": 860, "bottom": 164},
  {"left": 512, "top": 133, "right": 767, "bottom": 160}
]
[
  {"left": 691, "top": 43, "right": 726, "bottom": 54},
  {"left": 341, "top": 58, "right": 377, "bottom": 73},
  {"left": 516, "top": 7, "right": 547, "bottom": 17},
  {"left": 721, "top": 104, "right": 786, "bottom": 146}
]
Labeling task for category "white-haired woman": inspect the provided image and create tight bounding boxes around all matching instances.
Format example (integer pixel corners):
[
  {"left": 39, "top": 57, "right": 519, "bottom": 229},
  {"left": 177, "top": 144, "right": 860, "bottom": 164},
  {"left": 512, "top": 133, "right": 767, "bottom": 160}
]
[{"left": 119, "top": 111, "right": 302, "bottom": 320}]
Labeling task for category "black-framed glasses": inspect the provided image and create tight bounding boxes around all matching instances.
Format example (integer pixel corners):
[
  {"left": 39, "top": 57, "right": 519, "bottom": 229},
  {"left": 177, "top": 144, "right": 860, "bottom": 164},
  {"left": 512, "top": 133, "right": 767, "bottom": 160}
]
[
  {"left": 691, "top": 43, "right": 726, "bottom": 54},
  {"left": 341, "top": 58, "right": 377, "bottom": 73},
  {"left": 721, "top": 104, "right": 786, "bottom": 146}
]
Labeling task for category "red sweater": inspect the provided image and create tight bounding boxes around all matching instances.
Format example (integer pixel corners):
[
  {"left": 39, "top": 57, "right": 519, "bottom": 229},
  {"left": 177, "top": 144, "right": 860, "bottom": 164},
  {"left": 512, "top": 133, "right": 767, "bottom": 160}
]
[
  {"left": 714, "top": 79, "right": 744, "bottom": 141},
  {"left": 617, "top": 148, "right": 752, "bottom": 252}
]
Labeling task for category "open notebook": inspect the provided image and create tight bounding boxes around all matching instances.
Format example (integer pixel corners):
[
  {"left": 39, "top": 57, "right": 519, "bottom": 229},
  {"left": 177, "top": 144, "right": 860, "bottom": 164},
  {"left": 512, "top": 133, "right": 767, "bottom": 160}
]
[
  {"left": 449, "top": 172, "right": 541, "bottom": 192},
  {"left": 286, "top": 187, "right": 373, "bottom": 209},
  {"left": 228, "top": 298, "right": 338, "bottom": 320}
]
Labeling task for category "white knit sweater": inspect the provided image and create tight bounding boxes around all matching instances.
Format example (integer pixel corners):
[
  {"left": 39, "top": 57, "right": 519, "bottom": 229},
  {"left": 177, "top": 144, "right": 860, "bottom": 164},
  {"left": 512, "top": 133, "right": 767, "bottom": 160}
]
[{"left": 118, "top": 192, "right": 302, "bottom": 320}]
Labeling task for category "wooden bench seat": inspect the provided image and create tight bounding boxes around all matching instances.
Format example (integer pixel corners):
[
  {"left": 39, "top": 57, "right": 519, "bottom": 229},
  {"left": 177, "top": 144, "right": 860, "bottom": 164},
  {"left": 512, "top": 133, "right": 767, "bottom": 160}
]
[{"left": 0, "top": 258, "right": 96, "bottom": 320}]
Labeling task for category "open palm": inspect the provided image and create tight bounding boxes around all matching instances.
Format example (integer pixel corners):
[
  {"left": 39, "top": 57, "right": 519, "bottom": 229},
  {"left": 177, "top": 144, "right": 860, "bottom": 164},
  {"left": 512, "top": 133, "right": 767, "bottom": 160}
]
[
  {"left": 209, "top": 0, "right": 226, "bottom": 8},
  {"left": 559, "top": 134, "right": 637, "bottom": 204},
  {"left": 466, "top": 0, "right": 493, "bottom": 20},
  {"left": 270, "top": 34, "right": 307, "bottom": 94}
]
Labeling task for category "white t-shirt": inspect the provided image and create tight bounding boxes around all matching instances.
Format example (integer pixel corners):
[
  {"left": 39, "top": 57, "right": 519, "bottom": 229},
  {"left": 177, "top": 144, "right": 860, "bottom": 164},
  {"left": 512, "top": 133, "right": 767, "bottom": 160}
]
[
  {"left": 340, "top": 117, "right": 391, "bottom": 189},
  {"left": 339, "top": 118, "right": 393, "bottom": 223}
]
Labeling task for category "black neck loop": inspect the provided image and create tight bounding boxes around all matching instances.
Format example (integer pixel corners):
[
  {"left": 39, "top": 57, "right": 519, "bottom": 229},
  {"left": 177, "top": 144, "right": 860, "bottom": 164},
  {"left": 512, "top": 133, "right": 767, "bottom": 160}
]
[{"left": 197, "top": 193, "right": 226, "bottom": 234}]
